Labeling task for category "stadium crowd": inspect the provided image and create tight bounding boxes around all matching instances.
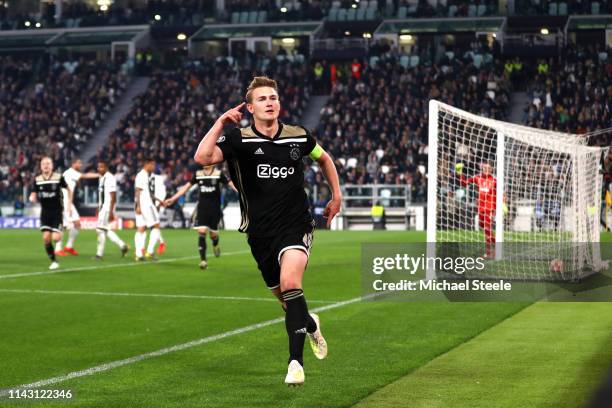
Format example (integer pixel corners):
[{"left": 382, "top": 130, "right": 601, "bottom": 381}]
[
  {"left": 310, "top": 40, "right": 510, "bottom": 203},
  {"left": 0, "top": 43, "right": 608, "bottom": 216},
  {"left": 523, "top": 43, "right": 611, "bottom": 146},
  {"left": 0, "top": 56, "right": 126, "bottom": 203}
]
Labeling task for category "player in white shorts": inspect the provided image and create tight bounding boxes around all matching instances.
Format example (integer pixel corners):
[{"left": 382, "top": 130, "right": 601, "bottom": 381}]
[
  {"left": 59, "top": 158, "right": 99, "bottom": 256},
  {"left": 134, "top": 158, "right": 165, "bottom": 261},
  {"left": 94, "top": 160, "right": 129, "bottom": 260}
]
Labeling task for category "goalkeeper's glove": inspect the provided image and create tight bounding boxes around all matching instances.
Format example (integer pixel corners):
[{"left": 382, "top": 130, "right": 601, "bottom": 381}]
[{"left": 455, "top": 162, "right": 464, "bottom": 175}]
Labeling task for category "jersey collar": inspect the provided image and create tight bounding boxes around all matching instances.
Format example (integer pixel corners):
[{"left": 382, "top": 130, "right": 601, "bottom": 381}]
[{"left": 251, "top": 121, "right": 283, "bottom": 140}]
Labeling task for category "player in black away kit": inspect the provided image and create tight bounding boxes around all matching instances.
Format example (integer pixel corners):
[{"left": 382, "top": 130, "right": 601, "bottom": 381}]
[
  {"left": 29, "top": 156, "right": 71, "bottom": 270},
  {"left": 164, "top": 165, "right": 236, "bottom": 269},
  {"left": 194, "top": 76, "right": 342, "bottom": 385}
]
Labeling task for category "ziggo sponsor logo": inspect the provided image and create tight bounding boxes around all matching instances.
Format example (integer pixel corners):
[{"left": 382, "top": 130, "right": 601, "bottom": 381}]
[{"left": 257, "top": 164, "right": 295, "bottom": 179}]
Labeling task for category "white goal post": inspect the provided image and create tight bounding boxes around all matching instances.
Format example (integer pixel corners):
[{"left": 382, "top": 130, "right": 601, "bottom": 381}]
[{"left": 426, "top": 100, "right": 608, "bottom": 281}]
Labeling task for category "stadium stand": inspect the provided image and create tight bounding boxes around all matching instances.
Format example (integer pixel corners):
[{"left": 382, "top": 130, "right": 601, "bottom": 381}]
[
  {"left": 0, "top": 56, "right": 126, "bottom": 202},
  {"left": 523, "top": 43, "right": 611, "bottom": 144},
  {"left": 310, "top": 41, "right": 510, "bottom": 203}
]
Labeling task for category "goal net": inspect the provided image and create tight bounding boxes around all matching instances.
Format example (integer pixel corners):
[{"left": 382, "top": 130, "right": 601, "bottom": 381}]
[{"left": 427, "top": 100, "right": 608, "bottom": 282}]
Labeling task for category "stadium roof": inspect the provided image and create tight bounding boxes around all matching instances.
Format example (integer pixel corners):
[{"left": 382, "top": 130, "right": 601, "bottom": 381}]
[
  {"left": 48, "top": 29, "right": 145, "bottom": 46},
  {"left": 0, "top": 33, "right": 56, "bottom": 50},
  {"left": 567, "top": 15, "right": 612, "bottom": 30},
  {"left": 0, "top": 25, "right": 148, "bottom": 51},
  {"left": 190, "top": 22, "right": 321, "bottom": 41},
  {"left": 376, "top": 17, "right": 505, "bottom": 35}
]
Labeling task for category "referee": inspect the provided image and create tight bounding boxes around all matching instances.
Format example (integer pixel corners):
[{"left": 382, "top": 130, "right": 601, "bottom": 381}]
[
  {"left": 194, "top": 76, "right": 342, "bottom": 385},
  {"left": 29, "top": 157, "right": 70, "bottom": 270}
]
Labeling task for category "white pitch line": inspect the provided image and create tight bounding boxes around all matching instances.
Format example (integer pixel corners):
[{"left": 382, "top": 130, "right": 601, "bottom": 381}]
[
  {"left": 0, "top": 250, "right": 251, "bottom": 280},
  {"left": 0, "top": 293, "right": 371, "bottom": 397},
  {"left": 0, "top": 288, "right": 336, "bottom": 304}
]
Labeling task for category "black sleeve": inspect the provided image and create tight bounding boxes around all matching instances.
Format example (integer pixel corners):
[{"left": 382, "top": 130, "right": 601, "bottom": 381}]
[
  {"left": 190, "top": 172, "right": 197, "bottom": 185},
  {"left": 301, "top": 126, "right": 317, "bottom": 157},
  {"left": 31, "top": 179, "right": 38, "bottom": 194},
  {"left": 60, "top": 176, "right": 68, "bottom": 189},
  {"left": 216, "top": 128, "right": 240, "bottom": 160}
]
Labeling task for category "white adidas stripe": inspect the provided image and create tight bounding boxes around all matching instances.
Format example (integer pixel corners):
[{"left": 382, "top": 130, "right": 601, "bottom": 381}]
[{"left": 242, "top": 137, "right": 307, "bottom": 144}]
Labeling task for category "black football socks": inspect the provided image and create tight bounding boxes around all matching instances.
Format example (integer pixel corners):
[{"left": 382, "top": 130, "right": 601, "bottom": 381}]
[
  {"left": 198, "top": 235, "right": 207, "bottom": 260},
  {"left": 282, "top": 289, "right": 312, "bottom": 366},
  {"left": 45, "top": 242, "right": 55, "bottom": 261}
]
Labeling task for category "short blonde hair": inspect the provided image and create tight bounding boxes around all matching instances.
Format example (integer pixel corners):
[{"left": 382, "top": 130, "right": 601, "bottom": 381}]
[{"left": 245, "top": 76, "right": 278, "bottom": 103}]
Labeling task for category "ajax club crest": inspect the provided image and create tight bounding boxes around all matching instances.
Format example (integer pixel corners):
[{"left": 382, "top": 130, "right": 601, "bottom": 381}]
[{"left": 290, "top": 147, "right": 300, "bottom": 161}]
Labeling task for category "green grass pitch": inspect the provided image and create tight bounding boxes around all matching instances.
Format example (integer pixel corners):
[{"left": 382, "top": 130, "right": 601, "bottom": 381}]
[{"left": 0, "top": 229, "right": 611, "bottom": 407}]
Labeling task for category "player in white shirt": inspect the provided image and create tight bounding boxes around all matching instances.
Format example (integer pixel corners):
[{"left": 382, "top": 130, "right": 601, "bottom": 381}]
[
  {"left": 94, "top": 161, "right": 129, "bottom": 259},
  {"left": 134, "top": 158, "right": 165, "bottom": 261},
  {"left": 59, "top": 158, "right": 99, "bottom": 256}
]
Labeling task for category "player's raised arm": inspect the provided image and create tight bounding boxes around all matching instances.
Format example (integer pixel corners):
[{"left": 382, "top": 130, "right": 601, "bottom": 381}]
[
  {"left": 311, "top": 146, "right": 342, "bottom": 228},
  {"left": 194, "top": 102, "right": 245, "bottom": 166}
]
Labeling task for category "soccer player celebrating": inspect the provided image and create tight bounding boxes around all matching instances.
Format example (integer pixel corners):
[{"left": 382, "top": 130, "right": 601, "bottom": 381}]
[
  {"left": 134, "top": 158, "right": 165, "bottom": 261},
  {"left": 94, "top": 161, "right": 129, "bottom": 260},
  {"left": 456, "top": 161, "right": 496, "bottom": 257},
  {"left": 194, "top": 76, "right": 342, "bottom": 385},
  {"left": 59, "top": 158, "right": 99, "bottom": 256},
  {"left": 164, "top": 165, "right": 236, "bottom": 270},
  {"left": 29, "top": 157, "right": 70, "bottom": 270}
]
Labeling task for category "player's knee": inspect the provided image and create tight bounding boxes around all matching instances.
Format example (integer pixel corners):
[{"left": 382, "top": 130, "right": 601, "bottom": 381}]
[{"left": 280, "top": 274, "right": 302, "bottom": 291}]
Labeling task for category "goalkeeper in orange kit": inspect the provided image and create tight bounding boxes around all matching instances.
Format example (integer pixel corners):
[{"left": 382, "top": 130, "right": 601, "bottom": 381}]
[{"left": 456, "top": 161, "right": 500, "bottom": 258}]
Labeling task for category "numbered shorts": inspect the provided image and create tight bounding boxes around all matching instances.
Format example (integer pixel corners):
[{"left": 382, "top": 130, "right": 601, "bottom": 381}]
[
  {"left": 135, "top": 204, "right": 160, "bottom": 228},
  {"left": 62, "top": 202, "right": 80, "bottom": 227},
  {"left": 40, "top": 209, "right": 63, "bottom": 233},
  {"left": 247, "top": 225, "right": 314, "bottom": 290}
]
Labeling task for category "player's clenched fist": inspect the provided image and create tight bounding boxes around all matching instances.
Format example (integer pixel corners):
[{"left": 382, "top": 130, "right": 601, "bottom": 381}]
[{"left": 217, "top": 102, "right": 245, "bottom": 126}]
